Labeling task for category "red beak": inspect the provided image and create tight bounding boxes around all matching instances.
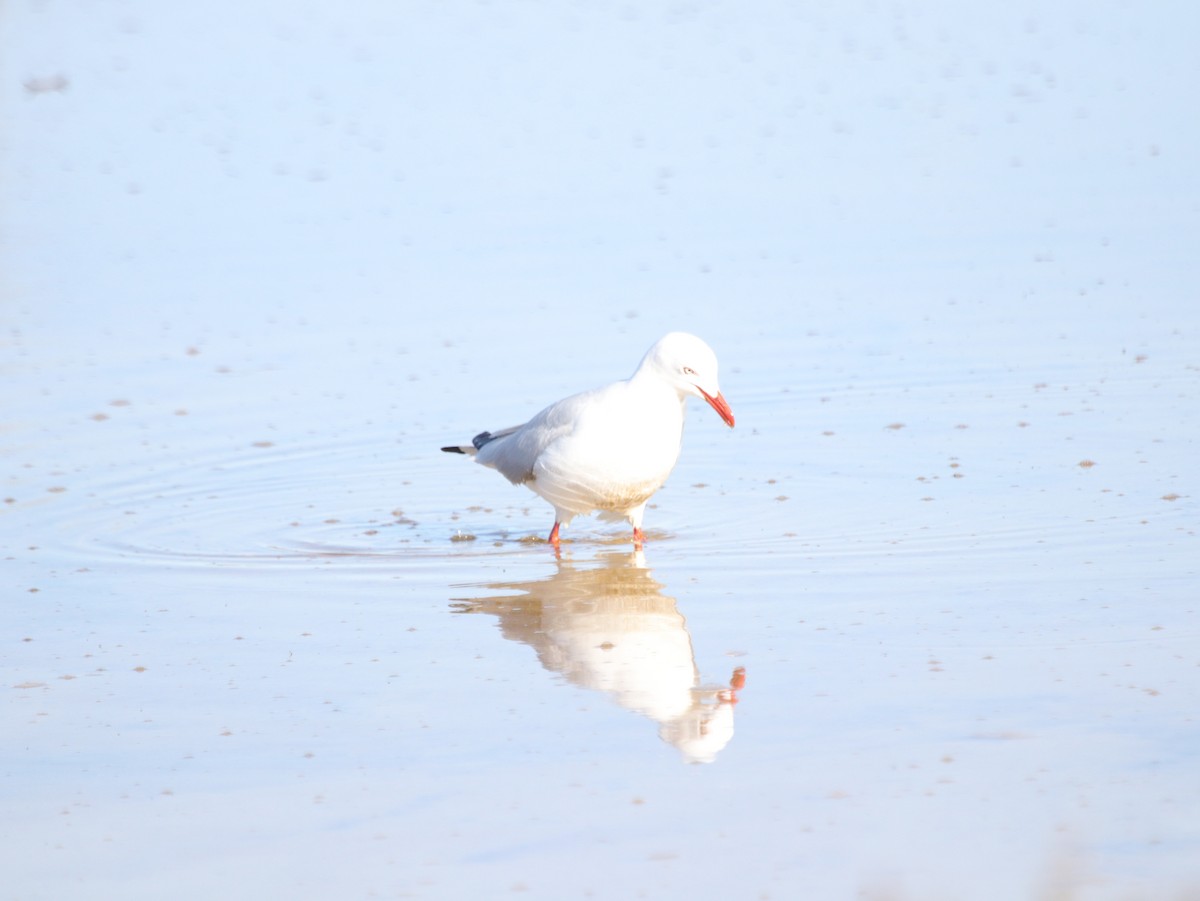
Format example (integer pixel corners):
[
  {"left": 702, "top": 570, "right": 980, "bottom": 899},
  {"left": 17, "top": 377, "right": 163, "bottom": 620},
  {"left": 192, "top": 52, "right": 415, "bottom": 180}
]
[{"left": 698, "top": 387, "right": 735, "bottom": 428}]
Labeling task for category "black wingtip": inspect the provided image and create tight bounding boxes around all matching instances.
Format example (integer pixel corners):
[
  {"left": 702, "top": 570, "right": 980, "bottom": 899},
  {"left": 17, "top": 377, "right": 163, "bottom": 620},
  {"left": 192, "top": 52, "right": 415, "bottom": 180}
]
[
  {"left": 471, "top": 431, "right": 494, "bottom": 450},
  {"left": 441, "top": 445, "right": 467, "bottom": 454}
]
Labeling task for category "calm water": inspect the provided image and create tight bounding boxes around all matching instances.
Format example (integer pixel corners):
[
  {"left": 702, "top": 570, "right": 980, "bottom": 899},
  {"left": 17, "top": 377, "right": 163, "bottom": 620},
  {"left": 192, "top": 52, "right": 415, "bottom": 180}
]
[{"left": 4, "top": 3, "right": 1199, "bottom": 899}]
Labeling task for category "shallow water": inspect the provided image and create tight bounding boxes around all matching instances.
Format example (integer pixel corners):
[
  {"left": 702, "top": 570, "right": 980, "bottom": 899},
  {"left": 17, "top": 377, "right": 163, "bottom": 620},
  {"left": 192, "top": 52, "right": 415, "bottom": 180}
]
[{"left": 4, "top": 3, "right": 1200, "bottom": 899}]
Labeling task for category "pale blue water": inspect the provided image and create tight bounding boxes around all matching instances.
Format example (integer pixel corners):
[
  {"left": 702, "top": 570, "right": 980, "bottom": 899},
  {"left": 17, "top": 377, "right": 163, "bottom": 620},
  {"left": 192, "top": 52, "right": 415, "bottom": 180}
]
[{"left": 3, "top": 3, "right": 1198, "bottom": 899}]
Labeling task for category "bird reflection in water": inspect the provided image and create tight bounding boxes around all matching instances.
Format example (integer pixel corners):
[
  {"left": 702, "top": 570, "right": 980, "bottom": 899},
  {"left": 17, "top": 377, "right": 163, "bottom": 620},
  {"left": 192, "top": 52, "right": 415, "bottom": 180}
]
[{"left": 451, "top": 550, "right": 745, "bottom": 764}]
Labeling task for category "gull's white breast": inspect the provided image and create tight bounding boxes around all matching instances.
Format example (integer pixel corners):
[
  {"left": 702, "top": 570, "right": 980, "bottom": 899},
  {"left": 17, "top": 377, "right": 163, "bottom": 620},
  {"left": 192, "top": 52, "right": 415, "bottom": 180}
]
[{"left": 527, "top": 379, "right": 686, "bottom": 519}]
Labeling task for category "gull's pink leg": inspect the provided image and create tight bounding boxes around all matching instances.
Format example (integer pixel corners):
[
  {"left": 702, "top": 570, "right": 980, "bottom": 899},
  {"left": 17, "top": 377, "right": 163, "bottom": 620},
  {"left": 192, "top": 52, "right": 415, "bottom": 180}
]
[
  {"left": 632, "top": 527, "right": 646, "bottom": 547},
  {"left": 548, "top": 522, "right": 562, "bottom": 547}
]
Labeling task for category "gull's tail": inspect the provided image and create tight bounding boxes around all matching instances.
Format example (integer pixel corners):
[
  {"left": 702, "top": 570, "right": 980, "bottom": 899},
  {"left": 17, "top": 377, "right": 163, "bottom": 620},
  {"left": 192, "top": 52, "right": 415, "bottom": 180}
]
[{"left": 441, "top": 427, "right": 518, "bottom": 456}]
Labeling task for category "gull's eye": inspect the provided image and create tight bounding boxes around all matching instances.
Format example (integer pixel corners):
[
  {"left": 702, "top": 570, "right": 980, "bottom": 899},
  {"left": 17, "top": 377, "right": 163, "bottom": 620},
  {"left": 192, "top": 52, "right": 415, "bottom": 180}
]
[{"left": 682, "top": 366, "right": 696, "bottom": 376}]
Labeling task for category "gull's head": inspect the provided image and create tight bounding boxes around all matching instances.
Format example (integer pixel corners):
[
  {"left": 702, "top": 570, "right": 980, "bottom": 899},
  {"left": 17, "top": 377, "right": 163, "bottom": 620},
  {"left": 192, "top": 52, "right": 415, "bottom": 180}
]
[{"left": 639, "top": 332, "right": 735, "bottom": 427}]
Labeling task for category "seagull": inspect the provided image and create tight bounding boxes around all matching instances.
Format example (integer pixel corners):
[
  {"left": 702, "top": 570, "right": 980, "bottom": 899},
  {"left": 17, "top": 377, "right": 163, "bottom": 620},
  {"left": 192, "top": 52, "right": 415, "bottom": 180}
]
[{"left": 442, "top": 332, "right": 735, "bottom": 548}]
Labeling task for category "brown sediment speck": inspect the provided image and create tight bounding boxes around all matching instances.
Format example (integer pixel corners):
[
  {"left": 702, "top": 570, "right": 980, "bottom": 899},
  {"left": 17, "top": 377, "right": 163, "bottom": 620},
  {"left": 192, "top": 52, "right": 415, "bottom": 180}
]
[
  {"left": 970, "top": 731, "right": 1031, "bottom": 741},
  {"left": 1078, "top": 460, "right": 1096, "bottom": 468},
  {"left": 24, "top": 74, "right": 69, "bottom": 94}
]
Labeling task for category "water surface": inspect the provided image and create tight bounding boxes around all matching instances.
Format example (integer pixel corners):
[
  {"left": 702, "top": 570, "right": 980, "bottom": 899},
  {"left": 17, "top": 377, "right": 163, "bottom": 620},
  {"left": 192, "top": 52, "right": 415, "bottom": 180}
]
[{"left": 3, "top": 3, "right": 1198, "bottom": 899}]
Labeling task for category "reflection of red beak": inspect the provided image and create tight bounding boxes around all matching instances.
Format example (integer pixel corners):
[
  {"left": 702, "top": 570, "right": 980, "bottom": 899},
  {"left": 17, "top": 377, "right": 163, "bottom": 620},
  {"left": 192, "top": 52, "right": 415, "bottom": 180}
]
[
  {"left": 720, "top": 666, "right": 747, "bottom": 706},
  {"left": 698, "top": 387, "right": 735, "bottom": 428}
]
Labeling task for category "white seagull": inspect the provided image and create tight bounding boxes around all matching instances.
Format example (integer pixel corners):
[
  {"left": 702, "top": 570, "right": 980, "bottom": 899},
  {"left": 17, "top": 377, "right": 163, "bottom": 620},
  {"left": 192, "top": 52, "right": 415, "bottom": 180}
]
[{"left": 442, "top": 332, "right": 735, "bottom": 548}]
